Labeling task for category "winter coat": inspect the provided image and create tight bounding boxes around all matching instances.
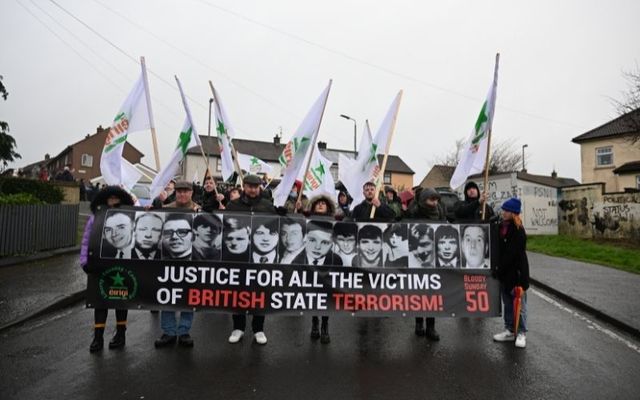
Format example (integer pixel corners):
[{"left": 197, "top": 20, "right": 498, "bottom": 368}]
[
  {"left": 305, "top": 194, "right": 337, "bottom": 217},
  {"left": 453, "top": 181, "right": 494, "bottom": 222},
  {"left": 226, "top": 193, "right": 275, "bottom": 214},
  {"left": 198, "top": 190, "right": 220, "bottom": 212},
  {"left": 496, "top": 221, "right": 530, "bottom": 291},
  {"left": 406, "top": 188, "right": 447, "bottom": 221},
  {"left": 351, "top": 200, "right": 396, "bottom": 222}
]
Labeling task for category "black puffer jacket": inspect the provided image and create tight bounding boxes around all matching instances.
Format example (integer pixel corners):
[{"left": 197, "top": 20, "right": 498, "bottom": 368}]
[
  {"left": 406, "top": 188, "right": 446, "bottom": 221},
  {"left": 496, "top": 221, "right": 530, "bottom": 291}
]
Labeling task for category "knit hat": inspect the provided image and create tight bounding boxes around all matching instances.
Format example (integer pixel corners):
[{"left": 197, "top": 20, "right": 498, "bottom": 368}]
[
  {"left": 293, "top": 179, "right": 303, "bottom": 192},
  {"left": 501, "top": 198, "right": 521, "bottom": 214}
]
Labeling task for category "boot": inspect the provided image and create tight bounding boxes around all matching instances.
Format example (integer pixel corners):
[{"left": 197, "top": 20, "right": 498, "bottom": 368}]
[
  {"left": 90, "top": 329, "right": 104, "bottom": 353},
  {"left": 108, "top": 326, "right": 126, "bottom": 349},
  {"left": 320, "top": 319, "right": 330, "bottom": 344},
  {"left": 425, "top": 318, "right": 440, "bottom": 341},
  {"left": 310, "top": 316, "right": 320, "bottom": 340},
  {"left": 415, "top": 318, "right": 426, "bottom": 337}
]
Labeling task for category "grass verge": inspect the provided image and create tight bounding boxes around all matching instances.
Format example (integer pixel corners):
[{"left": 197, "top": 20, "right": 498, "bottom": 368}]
[{"left": 527, "top": 235, "right": 640, "bottom": 274}]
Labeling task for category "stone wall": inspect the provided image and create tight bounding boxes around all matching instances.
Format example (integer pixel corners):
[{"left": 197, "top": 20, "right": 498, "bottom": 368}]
[{"left": 559, "top": 183, "right": 640, "bottom": 242}]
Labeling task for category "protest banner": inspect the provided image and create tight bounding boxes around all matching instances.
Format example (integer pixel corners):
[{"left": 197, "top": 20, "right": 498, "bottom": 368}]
[{"left": 86, "top": 208, "right": 500, "bottom": 317}]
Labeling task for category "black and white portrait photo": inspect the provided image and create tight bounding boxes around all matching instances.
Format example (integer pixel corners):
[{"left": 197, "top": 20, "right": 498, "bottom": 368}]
[
  {"left": 131, "top": 211, "right": 164, "bottom": 260},
  {"left": 221, "top": 215, "right": 252, "bottom": 263},
  {"left": 408, "top": 224, "right": 435, "bottom": 268},
  {"left": 278, "top": 216, "right": 306, "bottom": 264},
  {"left": 161, "top": 213, "right": 193, "bottom": 260},
  {"left": 293, "top": 220, "right": 340, "bottom": 266},
  {"left": 460, "top": 224, "right": 490, "bottom": 269},
  {"left": 353, "top": 224, "right": 385, "bottom": 268},
  {"left": 435, "top": 225, "right": 461, "bottom": 268},
  {"left": 251, "top": 216, "right": 280, "bottom": 264},
  {"left": 333, "top": 222, "right": 357, "bottom": 267},
  {"left": 192, "top": 214, "right": 223, "bottom": 261},
  {"left": 383, "top": 223, "right": 408, "bottom": 268},
  {"left": 101, "top": 210, "right": 135, "bottom": 259}
]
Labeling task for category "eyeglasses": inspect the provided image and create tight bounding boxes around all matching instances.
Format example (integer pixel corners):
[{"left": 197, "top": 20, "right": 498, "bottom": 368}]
[{"left": 162, "top": 229, "right": 191, "bottom": 238}]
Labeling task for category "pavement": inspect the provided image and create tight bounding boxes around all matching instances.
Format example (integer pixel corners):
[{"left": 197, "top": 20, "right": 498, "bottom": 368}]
[{"left": 1, "top": 248, "right": 639, "bottom": 338}]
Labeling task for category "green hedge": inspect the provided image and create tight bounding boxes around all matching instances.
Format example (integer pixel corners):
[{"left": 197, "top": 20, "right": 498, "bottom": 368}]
[
  {"left": 0, "top": 193, "right": 44, "bottom": 205},
  {"left": 0, "top": 177, "right": 64, "bottom": 204}
]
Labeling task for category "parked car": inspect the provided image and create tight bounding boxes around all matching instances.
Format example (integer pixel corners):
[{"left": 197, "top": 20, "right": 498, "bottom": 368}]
[{"left": 435, "top": 187, "right": 460, "bottom": 222}]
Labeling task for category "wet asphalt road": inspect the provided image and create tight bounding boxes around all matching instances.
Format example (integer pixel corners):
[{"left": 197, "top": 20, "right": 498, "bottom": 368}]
[{"left": 1, "top": 288, "right": 639, "bottom": 400}]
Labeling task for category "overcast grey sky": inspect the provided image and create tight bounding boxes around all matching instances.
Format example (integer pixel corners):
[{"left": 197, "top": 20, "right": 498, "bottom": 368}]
[{"left": 2, "top": 0, "right": 639, "bottom": 183}]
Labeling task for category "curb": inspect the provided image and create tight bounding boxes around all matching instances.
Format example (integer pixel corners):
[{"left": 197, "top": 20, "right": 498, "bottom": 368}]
[
  {"left": 530, "top": 277, "right": 640, "bottom": 340},
  {"left": 0, "top": 290, "right": 85, "bottom": 333},
  {"left": 0, "top": 246, "right": 81, "bottom": 268}
]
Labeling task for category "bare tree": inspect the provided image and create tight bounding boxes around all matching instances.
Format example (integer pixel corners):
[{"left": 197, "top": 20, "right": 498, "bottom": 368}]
[
  {"left": 0, "top": 75, "right": 21, "bottom": 172},
  {"left": 611, "top": 63, "right": 640, "bottom": 144},
  {"left": 433, "top": 137, "right": 524, "bottom": 174}
]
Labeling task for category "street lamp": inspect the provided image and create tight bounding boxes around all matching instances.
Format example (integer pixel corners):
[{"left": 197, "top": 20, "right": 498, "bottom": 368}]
[
  {"left": 522, "top": 144, "right": 528, "bottom": 171},
  {"left": 340, "top": 114, "right": 357, "bottom": 153}
]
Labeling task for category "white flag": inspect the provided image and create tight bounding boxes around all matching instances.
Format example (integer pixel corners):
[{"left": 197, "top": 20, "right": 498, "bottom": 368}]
[
  {"left": 100, "top": 72, "right": 150, "bottom": 188},
  {"left": 339, "top": 121, "right": 379, "bottom": 210},
  {"left": 450, "top": 55, "right": 499, "bottom": 189},
  {"left": 150, "top": 77, "right": 202, "bottom": 199},
  {"left": 303, "top": 144, "right": 336, "bottom": 201},
  {"left": 237, "top": 153, "right": 273, "bottom": 175},
  {"left": 273, "top": 81, "right": 332, "bottom": 207},
  {"left": 211, "top": 86, "right": 236, "bottom": 181}
]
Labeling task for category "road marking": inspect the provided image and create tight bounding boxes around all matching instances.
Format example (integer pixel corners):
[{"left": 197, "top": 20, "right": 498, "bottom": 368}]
[{"left": 532, "top": 289, "right": 640, "bottom": 355}]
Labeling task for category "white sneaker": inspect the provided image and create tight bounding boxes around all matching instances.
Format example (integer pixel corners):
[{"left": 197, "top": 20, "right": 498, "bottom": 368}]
[
  {"left": 228, "top": 329, "right": 244, "bottom": 344},
  {"left": 254, "top": 331, "right": 267, "bottom": 345},
  {"left": 493, "top": 330, "right": 515, "bottom": 342},
  {"left": 515, "top": 333, "right": 526, "bottom": 348}
]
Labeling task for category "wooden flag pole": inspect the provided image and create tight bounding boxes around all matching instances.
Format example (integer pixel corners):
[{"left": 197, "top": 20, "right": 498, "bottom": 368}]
[
  {"left": 369, "top": 90, "right": 403, "bottom": 219},
  {"left": 208, "top": 81, "right": 244, "bottom": 185},
  {"left": 140, "top": 57, "right": 161, "bottom": 172},
  {"left": 481, "top": 53, "right": 500, "bottom": 221},
  {"left": 296, "top": 79, "right": 333, "bottom": 213}
]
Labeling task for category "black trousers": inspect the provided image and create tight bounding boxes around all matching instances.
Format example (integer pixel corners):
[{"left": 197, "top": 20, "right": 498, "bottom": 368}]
[
  {"left": 94, "top": 309, "right": 128, "bottom": 326},
  {"left": 415, "top": 317, "right": 435, "bottom": 328},
  {"left": 232, "top": 314, "right": 265, "bottom": 332}
]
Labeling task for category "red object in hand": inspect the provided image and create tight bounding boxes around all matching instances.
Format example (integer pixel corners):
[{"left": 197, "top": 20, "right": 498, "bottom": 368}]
[{"left": 513, "top": 286, "right": 524, "bottom": 335}]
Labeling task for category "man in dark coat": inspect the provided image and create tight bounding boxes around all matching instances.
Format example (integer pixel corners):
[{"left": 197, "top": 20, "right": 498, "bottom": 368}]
[
  {"left": 226, "top": 175, "right": 274, "bottom": 346},
  {"left": 453, "top": 181, "right": 494, "bottom": 222},
  {"left": 351, "top": 182, "right": 396, "bottom": 222}
]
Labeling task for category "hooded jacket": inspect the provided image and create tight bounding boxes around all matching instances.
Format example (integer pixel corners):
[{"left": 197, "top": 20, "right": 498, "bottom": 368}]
[
  {"left": 406, "top": 188, "right": 447, "bottom": 221},
  {"left": 305, "top": 194, "right": 337, "bottom": 217},
  {"left": 453, "top": 181, "right": 494, "bottom": 222}
]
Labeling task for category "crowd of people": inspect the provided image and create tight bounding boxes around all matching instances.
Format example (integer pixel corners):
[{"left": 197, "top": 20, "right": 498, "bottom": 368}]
[{"left": 80, "top": 174, "right": 530, "bottom": 352}]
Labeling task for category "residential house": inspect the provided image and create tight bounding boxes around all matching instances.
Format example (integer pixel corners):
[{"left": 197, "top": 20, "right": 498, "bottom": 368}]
[
  {"left": 21, "top": 126, "right": 145, "bottom": 181},
  {"left": 418, "top": 165, "right": 455, "bottom": 189},
  {"left": 572, "top": 108, "right": 640, "bottom": 192}
]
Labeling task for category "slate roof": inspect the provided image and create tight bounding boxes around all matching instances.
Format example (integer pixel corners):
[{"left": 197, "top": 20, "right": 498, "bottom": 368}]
[
  {"left": 468, "top": 171, "right": 579, "bottom": 188},
  {"left": 572, "top": 108, "right": 640, "bottom": 143},
  {"left": 613, "top": 160, "right": 640, "bottom": 175},
  {"left": 192, "top": 137, "right": 414, "bottom": 174}
]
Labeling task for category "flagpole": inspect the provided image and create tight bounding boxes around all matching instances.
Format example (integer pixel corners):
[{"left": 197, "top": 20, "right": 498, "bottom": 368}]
[
  {"left": 369, "top": 90, "right": 403, "bottom": 219},
  {"left": 207, "top": 97, "right": 213, "bottom": 171},
  {"left": 296, "top": 79, "right": 333, "bottom": 212},
  {"left": 140, "top": 57, "right": 161, "bottom": 172},
  {"left": 208, "top": 81, "right": 244, "bottom": 185},
  {"left": 481, "top": 53, "right": 500, "bottom": 221},
  {"left": 175, "top": 75, "right": 218, "bottom": 196}
]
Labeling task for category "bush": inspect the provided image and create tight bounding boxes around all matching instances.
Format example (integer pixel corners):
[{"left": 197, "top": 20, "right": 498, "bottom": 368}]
[
  {"left": 0, "top": 193, "right": 45, "bottom": 205},
  {"left": 0, "top": 177, "right": 64, "bottom": 204}
]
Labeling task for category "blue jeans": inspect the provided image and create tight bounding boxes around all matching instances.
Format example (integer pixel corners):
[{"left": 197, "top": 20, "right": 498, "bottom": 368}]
[
  {"left": 160, "top": 311, "right": 193, "bottom": 336},
  {"left": 501, "top": 285, "right": 527, "bottom": 334}
]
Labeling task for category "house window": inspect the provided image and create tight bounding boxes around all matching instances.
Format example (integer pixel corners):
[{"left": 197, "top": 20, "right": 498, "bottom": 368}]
[
  {"left": 216, "top": 158, "right": 222, "bottom": 172},
  {"left": 383, "top": 172, "right": 392, "bottom": 184},
  {"left": 636, "top": 175, "right": 640, "bottom": 190},
  {"left": 595, "top": 146, "right": 613, "bottom": 167},
  {"left": 81, "top": 154, "right": 93, "bottom": 167}
]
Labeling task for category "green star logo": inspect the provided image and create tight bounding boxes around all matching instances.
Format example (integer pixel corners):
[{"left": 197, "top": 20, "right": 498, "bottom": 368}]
[
  {"left": 471, "top": 101, "right": 488, "bottom": 146},
  {"left": 250, "top": 156, "right": 260, "bottom": 166},
  {"left": 176, "top": 127, "right": 193, "bottom": 155},
  {"left": 216, "top": 119, "right": 226, "bottom": 136},
  {"left": 111, "top": 272, "right": 125, "bottom": 287},
  {"left": 313, "top": 162, "right": 325, "bottom": 178},
  {"left": 368, "top": 143, "right": 378, "bottom": 164}
]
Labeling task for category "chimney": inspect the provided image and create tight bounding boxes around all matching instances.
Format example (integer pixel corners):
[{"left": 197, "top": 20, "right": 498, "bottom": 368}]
[
  {"left": 318, "top": 141, "right": 327, "bottom": 150},
  {"left": 273, "top": 134, "right": 280, "bottom": 145},
  {"left": 551, "top": 169, "right": 558, "bottom": 179},
  {"left": 44, "top": 153, "right": 50, "bottom": 160}
]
